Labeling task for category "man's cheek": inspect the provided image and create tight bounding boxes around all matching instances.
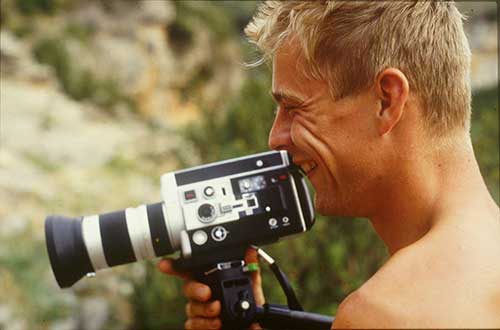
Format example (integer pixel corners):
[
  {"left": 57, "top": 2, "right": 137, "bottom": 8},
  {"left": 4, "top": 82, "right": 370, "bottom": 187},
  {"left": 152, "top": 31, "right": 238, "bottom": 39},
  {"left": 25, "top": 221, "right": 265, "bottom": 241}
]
[{"left": 291, "top": 123, "right": 323, "bottom": 153}]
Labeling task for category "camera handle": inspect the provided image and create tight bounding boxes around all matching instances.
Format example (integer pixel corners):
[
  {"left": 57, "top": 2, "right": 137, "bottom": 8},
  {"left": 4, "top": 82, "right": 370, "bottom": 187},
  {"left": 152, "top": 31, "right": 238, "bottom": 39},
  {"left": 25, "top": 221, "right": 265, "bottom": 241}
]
[
  {"left": 199, "top": 260, "right": 257, "bottom": 329},
  {"left": 174, "top": 248, "right": 334, "bottom": 329}
]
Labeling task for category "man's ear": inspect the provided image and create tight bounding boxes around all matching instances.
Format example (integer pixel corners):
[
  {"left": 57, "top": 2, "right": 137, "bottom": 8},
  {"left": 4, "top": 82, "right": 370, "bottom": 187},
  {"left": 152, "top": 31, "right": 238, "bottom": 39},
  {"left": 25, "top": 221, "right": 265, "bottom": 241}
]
[{"left": 375, "top": 68, "right": 409, "bottom": 136}]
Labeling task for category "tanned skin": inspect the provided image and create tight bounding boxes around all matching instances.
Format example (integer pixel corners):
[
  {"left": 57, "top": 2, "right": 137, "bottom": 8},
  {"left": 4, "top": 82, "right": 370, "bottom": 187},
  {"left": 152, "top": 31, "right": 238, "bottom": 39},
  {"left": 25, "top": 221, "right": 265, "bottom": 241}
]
[{"left": 158, "top": 40, "right": 500, "bottom": 329}]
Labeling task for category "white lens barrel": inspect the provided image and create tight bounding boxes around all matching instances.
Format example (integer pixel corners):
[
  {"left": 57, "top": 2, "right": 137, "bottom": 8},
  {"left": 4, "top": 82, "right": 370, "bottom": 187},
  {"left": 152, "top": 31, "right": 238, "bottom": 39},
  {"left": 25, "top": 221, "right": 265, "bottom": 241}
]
[
  {"left": 126, "top": 205, "right": 156, "bottom": 262},
  {"left": 80, "top": 203, "right": 176, "bottom": 273},
  {"left": 82, "top": 215, "right": 109, "bottom": 271}
]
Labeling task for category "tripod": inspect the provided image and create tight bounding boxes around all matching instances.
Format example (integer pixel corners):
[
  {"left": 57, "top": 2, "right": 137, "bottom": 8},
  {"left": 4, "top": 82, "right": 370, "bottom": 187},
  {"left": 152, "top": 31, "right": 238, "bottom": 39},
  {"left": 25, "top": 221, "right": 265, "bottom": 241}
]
[{"left": 175, "top": 246, "right": 334, "bottom": 330}]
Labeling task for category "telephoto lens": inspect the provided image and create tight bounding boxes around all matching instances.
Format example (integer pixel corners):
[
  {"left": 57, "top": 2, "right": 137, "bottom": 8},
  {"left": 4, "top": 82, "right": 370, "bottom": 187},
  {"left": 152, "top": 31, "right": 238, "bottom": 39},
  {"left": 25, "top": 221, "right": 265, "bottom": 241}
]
[{"left": 45, "top": 202, "right": 174, "bottom": 288}]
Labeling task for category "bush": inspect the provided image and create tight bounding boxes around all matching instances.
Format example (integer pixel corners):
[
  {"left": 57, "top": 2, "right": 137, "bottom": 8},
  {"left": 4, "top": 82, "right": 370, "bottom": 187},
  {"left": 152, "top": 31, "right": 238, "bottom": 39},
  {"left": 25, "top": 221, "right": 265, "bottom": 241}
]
[
  {"left": 471, "top": 86, "right": 500, "bottom": 203},
  {"left": 32, "top": 37, "right": 136, "bottom": 113},
  {"left": 15, "top": 0, "right": 58, "bottom": 16}
]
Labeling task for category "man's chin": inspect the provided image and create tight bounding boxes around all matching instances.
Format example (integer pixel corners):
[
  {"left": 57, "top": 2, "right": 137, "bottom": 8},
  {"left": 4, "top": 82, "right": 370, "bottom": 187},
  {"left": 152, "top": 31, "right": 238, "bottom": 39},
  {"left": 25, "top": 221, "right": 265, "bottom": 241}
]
[
  {"left": 314, "top": 195, "right": 337, "bottom": 216},
  {"left": 314, "top": 194, "right": 354, "bottom": 217}
]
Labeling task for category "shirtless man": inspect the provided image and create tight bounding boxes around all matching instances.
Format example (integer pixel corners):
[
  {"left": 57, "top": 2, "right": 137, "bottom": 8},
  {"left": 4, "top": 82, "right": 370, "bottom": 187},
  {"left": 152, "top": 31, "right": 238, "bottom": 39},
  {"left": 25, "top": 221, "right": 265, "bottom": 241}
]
[{"left": 158, "top": 1, "right": 500, "bottom": 328}]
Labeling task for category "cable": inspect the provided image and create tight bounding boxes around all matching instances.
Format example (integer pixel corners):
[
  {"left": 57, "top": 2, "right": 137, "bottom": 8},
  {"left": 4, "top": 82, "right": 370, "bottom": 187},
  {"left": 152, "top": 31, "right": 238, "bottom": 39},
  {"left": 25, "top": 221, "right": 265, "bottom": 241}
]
[{"left": 251, "top": 245, "right": 304, "bottom": 311}]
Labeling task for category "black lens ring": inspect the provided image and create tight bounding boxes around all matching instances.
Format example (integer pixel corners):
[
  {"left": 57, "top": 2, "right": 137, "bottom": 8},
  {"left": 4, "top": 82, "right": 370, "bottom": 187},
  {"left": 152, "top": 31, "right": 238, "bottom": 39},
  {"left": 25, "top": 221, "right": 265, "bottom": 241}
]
[{"left": 197, "top": 203, "right": 216, "bottom": 223}]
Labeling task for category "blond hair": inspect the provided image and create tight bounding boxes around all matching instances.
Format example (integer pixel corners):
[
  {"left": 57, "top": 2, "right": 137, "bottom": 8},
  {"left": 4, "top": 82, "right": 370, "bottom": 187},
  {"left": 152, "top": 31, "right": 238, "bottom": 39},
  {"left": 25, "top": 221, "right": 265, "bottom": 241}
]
[{"left": 245, "top": 1, "right": 472, "bottom": 135}]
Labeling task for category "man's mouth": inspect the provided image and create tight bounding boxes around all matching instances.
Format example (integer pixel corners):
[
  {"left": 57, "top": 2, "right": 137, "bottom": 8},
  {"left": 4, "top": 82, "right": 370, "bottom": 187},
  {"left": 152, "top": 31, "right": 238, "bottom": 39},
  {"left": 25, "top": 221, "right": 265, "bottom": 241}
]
[{"left": 299, "top": 161, "right": 318, "bottom": 175}]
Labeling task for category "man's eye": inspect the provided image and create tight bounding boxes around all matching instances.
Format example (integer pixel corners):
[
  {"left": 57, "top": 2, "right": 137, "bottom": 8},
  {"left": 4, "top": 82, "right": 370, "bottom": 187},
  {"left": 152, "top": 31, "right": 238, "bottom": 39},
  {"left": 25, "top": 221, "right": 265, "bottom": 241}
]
[
  {"left": 283, "top": 105, "right": 300, "bottom": 113},
  {"left": 273, "top": 105, "right": 299, "bottom": 116}
]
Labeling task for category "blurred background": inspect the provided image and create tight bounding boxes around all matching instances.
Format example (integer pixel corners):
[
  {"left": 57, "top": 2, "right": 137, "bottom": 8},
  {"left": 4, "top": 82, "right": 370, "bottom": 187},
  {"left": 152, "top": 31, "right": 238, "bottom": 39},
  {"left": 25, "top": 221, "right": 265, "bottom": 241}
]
[{"left": 0, "top": 1, "right": 497, "bottom": 329}]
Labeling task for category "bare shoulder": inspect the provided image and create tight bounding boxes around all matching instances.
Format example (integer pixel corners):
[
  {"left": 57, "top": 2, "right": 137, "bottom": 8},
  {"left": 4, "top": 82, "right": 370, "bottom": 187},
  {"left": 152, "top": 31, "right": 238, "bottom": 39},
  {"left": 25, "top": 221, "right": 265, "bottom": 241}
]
[
  {"left": 333, "top": 216, "right": 500, "bottom": 328},
  {"left": 331, "top": 249, "right": 425, "bottom": 329},
  {"left": 332, "top": 286, "right": 405, "bottom": 329}
]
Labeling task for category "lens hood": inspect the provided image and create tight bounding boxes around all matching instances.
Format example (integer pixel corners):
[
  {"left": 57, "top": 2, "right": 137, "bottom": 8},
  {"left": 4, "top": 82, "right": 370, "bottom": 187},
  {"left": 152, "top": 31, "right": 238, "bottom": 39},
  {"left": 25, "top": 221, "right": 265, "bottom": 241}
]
[{"left": 45, "top": 215, "right": 94, "bottom": 288}]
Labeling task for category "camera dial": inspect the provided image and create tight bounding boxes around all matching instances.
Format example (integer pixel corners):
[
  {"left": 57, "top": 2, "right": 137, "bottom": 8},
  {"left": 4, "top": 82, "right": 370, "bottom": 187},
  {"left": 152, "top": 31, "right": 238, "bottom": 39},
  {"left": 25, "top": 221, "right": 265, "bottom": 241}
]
[{"left": 197, "top": 203, "right": 217, "bottom": 223}]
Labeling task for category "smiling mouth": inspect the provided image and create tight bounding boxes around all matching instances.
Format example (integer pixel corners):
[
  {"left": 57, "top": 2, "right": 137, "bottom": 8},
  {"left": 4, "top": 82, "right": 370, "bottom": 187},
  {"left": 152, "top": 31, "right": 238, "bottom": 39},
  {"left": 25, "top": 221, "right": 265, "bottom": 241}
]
[{"left": 298, "top": 161, "right": 318, "bottom": 176}]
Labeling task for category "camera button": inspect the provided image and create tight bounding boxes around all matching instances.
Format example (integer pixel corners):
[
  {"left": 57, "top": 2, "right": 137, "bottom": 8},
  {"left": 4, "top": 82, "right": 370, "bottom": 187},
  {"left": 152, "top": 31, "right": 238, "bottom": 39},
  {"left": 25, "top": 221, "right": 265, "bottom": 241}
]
[
  {"left": 220, "top": 204, "right": 232, "bottom": 213},
  {"left": 268, "top": 218, "right": 278, "bottom": 227},
  {"left": 211, "top": 226, "right": 228, "bottom": 242},
  {"left": 184, "top": 190, "right": 197, "bottom": 202},
  {"left": 203, "top": 186, "right": 215, "bottom": 198},
  {"left": 192, "top": 230, "right": 208, "bottom": 245}
]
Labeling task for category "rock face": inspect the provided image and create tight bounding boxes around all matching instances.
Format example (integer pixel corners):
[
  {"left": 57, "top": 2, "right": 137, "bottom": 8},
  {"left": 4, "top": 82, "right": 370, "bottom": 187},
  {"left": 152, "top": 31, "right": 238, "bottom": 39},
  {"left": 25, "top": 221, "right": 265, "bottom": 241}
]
[{"left": 0, "top": 56, "right": 180, "bottom": 330}]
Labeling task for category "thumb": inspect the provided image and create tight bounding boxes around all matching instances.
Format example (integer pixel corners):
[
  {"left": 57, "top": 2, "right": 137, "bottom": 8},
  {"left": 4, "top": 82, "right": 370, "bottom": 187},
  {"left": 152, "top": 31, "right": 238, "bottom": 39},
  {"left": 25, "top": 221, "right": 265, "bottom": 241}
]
[
  {"left": 245, "top": 247, "right": 265, "bottom": 306},
  {"left": 157, "top": 258, "right": 190, "bottom": 280}
]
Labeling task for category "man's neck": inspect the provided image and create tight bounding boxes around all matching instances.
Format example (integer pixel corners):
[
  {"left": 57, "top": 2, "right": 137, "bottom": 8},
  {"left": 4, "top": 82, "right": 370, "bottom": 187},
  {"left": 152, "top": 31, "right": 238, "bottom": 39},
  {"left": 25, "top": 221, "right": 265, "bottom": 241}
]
[{"left": 369, "top": 136, "right": 495, "bottom": 256}]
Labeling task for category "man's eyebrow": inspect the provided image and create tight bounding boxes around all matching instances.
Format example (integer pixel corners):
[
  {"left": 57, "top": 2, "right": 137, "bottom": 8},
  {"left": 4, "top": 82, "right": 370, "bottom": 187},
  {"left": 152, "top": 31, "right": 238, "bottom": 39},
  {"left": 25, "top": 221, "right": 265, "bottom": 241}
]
[{"left": 270, "top": 90, "right": 307, "bottom": 104}]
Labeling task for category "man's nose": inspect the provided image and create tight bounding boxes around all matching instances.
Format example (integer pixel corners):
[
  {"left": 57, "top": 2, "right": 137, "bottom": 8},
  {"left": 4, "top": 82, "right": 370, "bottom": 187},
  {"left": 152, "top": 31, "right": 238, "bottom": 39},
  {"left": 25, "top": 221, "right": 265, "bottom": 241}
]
[{"left": 268, "top": 109, "right": 293, "bottom": 150}]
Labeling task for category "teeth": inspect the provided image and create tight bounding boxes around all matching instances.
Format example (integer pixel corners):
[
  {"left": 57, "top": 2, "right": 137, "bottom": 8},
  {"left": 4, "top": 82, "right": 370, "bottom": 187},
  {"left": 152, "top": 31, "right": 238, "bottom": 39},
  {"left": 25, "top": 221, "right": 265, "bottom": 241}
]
[{"left": 300, "top": 161, "right": 317, "bottom": 174}]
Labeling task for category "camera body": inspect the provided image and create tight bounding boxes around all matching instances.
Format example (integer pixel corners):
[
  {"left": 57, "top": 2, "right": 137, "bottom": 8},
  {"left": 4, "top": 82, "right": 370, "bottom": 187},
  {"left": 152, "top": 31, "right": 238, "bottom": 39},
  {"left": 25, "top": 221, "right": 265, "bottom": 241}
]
[
  {"left": 45, "top": 150, "right": 315, "bottom": 288},
  {"left": 162, "top": 150, "right": 314, "bottom": 264}
]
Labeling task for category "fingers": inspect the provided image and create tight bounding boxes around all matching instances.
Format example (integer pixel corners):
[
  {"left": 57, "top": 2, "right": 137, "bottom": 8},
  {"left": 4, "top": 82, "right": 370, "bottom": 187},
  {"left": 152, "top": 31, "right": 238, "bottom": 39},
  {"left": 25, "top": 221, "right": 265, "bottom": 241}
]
[
  {"left": 186, "top": 300, "right": 221, "bottom": 318},
  {"left": 159, "top": 250, "right": 264, "bottom": 329},
  {"left": 183, "top": 280, "right": 212, "bottom": 302},
  {"left": 157, "top": 258, "right": 190, "bottom": 280},
  {"left": 245, "top": 247, "right": 266, "bottom": 305},
  {"left": 245, "top": 248, "right": 263, "bottom": 288},
  {"left": 249, "top": 322, "right": 264, "bottom": 330},
  {"left": 184, "top": 317, "right": 221, "bottom": 330},
  {"left": 245, "top": 247, "right": 259, "bottom": 264}
]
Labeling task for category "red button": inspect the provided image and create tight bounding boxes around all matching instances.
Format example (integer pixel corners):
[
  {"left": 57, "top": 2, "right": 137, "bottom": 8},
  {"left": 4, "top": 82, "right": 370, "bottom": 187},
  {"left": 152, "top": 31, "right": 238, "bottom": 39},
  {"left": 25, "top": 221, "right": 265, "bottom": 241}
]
[
  {"left": 184, "top": 190, "right": 196, "bottom": 200},
  {"left": 278, "top": 174, "right": 288, "bottom": 181}
]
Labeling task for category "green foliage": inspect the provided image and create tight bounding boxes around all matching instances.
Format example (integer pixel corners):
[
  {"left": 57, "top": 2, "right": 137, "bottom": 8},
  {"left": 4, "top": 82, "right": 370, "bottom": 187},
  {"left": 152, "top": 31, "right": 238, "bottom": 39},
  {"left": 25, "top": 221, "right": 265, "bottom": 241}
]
[
  {"left": 182, "top": 68, "right": 275, "bottom": 163},
  {"left": 0, "top": 221, "right": 72, "bottom": 326},
  {"left": 130, "top": 263, "right": 187, "bottom": 329},
  {"left": 15, "top": 0, "right": 59, "bottom": 15},
  {"left": 172, "top": 1, "right": 256, "bottom": 44},
  {"left": 31, "top": 36, "right": 136, "bottom": 113},
  {"left": 261, "top": 217, "right": 386, "bottom": 315},
  {"left": 12, "top": 23, "right": 36, "bottom": 38},
  {"left": 171, "top": 1, "right": 259, "bottom": 103},
  {"left": 64, "top": 22, "right": 96, "bottom": 43},
  {"left": 471, "top": 86, "right": 499, "bottom": 202}
]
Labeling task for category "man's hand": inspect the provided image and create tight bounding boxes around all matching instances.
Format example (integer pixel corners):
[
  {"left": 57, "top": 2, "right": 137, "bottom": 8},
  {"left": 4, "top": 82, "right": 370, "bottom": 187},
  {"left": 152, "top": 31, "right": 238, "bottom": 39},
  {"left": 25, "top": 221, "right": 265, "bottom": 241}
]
[{"left": 157, "top": 248, "right": 265, "bottom": 330}]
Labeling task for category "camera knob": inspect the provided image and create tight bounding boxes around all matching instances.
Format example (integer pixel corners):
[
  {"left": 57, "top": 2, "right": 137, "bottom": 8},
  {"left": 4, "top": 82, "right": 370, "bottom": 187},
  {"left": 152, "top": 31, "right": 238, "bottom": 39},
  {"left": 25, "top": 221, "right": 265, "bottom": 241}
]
[
  {"left": 240, "top": 300, "right": 250, "bottom": 310},
  {"left": 197, "top": 203, "right": 216, "bottom": 223},
  {"left": 203, "top": 186, "right": 215, "bottom": 198}
]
